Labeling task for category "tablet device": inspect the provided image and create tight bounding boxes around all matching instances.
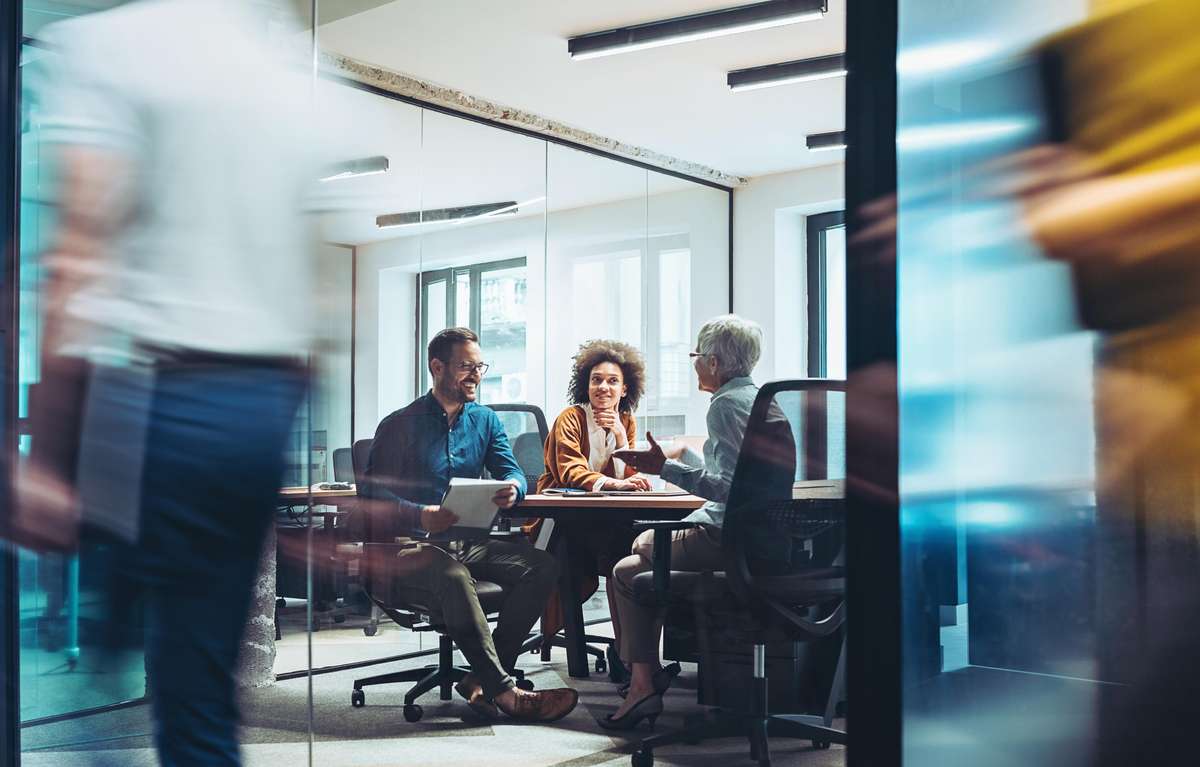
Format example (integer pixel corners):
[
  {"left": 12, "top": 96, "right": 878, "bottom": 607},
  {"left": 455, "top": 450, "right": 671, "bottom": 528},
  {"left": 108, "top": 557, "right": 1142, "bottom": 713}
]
[{"left": 441, "top": 478, "right": 510, "bottom": 539}]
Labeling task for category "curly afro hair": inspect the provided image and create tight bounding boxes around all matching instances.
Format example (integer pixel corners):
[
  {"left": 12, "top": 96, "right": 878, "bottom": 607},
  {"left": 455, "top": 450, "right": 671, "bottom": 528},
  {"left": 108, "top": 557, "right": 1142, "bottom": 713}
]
[{"left": 567, "top": 339, "right": 646, "bottom": 413}]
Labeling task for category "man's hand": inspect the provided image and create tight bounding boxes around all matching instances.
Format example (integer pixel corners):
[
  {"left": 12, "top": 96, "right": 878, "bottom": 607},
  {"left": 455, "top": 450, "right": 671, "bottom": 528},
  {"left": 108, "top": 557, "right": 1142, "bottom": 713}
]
[
  {"left": 420, "top": 505, "right": 459, "bottom": 534},
  {"left": 612, "top": 432, "right": 668, "bottom": 475},
  {"left": 491, "top": 481, "right": 519, "bottom": 510}
]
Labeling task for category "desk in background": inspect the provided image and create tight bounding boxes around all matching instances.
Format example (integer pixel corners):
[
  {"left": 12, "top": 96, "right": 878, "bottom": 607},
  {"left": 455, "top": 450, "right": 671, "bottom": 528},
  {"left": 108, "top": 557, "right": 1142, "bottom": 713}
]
[{"left": 275, "top": 486, "right": 360, "bottom": 628}]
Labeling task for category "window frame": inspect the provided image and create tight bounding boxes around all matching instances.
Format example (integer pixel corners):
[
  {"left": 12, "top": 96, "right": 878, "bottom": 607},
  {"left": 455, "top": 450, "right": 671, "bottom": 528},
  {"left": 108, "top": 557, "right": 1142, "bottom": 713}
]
[
  {"left": 417, "top": 255, "right": 527, "bottom": 394},
  {"left": 806, "top": 210, "right": 846, "bottom": 378}
]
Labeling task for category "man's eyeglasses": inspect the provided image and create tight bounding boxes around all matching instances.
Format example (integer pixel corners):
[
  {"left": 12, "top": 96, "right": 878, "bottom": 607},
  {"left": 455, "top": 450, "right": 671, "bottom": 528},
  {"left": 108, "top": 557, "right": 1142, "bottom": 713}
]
[{"left": 456, "top": 362, "right": 490, "bottom": 376}]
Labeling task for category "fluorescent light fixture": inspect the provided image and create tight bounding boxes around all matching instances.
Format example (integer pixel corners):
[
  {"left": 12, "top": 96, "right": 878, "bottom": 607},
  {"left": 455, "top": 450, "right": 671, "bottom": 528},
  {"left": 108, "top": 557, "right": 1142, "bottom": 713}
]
[
  {"left": 376, "top": 197, "right": 546, "bottom": 230},
  {"left": 568, "top": 0, "right": 827, "bottom": 61},
  {"left": 728, "top": 53, "right": 846, "bottom": 91},
  {"left": 320, "top": 155, "right": 389, "bottom": 182},
  {"left": 806, "top": 131, "right": 846, "bottom": 152}
]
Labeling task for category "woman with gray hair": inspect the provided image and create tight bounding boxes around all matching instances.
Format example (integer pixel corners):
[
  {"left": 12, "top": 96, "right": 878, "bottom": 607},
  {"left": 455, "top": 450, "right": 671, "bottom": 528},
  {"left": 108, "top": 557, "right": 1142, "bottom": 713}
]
[{"left": 600, "top": 314, "right": 764, "bottom": 729}]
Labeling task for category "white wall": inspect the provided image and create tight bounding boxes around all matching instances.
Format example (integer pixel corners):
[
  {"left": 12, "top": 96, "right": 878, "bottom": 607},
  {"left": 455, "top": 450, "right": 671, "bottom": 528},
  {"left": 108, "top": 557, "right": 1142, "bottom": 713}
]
[
  {"left": 353, "top": 185, "right": 729, "bottom": 437},
  {"left": 732, "top": 163, "right": 844, "bottom": 381}
]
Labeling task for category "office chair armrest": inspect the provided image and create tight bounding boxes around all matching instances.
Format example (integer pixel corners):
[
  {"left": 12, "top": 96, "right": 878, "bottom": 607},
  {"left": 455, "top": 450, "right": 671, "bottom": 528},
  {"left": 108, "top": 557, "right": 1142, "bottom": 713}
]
[{"left": 633, "top": 520, "right": 699, "bottom": 602}]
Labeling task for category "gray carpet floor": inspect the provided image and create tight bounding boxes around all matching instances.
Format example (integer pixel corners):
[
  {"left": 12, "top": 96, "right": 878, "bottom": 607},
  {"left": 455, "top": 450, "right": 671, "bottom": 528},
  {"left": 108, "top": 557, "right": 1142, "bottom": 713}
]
[{"left": 20, "top": 642, "right": 845, "bottom": 767}]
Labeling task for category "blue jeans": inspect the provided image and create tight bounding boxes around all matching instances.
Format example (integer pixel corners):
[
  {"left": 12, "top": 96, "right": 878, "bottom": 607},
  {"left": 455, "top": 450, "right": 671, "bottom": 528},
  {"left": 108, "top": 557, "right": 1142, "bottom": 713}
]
[{"left": 124, "top": 361, "right": 305, "bottom": 766}]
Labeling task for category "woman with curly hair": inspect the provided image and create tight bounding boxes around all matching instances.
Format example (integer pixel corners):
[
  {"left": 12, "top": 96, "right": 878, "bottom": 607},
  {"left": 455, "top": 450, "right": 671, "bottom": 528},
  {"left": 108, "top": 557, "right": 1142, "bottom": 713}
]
[
  {"left": 537, "top": 339, "right": 652, "bottom": 494},
  {"left": 527, "top": 340, "right": 651, "bottom": 661}
]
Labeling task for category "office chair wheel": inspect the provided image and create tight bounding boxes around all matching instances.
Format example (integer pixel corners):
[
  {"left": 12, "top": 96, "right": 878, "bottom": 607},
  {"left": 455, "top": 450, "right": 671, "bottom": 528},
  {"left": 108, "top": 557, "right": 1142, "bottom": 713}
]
[
  {"left": 631, "top": 748, "right": 653, "bottom": 767},
  {"left": 363, "top": 624, "right": 378, "bottom": 637},
  {"left": 812, "top": 740, "right": 831, "bottom": 750},
  {"left": 595, "top": 657, "right": 607, "bottom": 673},
  {"left": 516, "top": 678, "right": 535, "bottom": 691},
  {"left": 403, "top": 704, "right": 423, "bottom": 722},
  {"left": 351, "top": 689, "right": 365, "bottom": 708},
  {"left": 333, "top": 613, "right": 346, "bottom": 624}
]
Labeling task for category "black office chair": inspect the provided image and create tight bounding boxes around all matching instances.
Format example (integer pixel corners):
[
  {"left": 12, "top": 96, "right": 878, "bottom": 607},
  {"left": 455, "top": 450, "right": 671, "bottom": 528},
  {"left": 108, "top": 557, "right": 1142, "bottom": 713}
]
[
  {"left": 485, "top": 403, "right": 550, "bottom": 490},
  {"left": 628, "top": 380, "right": 847, "bottom": 767},
  {"left": 346, "top": 435, "right": 534, "bottom": 721},
  {"left": 487, "top": 403, "right": 615, "bottom": 673},
  {"left": 332, "top": 447, "right": 354, "bottom": 483}
]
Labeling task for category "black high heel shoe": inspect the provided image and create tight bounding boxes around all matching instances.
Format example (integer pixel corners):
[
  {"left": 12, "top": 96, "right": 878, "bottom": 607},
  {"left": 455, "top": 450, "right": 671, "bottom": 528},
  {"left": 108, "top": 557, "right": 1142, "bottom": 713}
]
[
  {"left": 599, "top": 692, "right": 663, "bottom": 731},
  {"left": 617, "top": 662, "right": 680, "bottom": 699}
]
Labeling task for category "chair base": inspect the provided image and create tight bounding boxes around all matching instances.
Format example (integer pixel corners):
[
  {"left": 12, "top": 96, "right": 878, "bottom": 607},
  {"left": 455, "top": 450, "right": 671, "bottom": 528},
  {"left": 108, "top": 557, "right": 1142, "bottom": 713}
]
[
  {"left": 524, "top": 631, "right": 611, "bottom": 671},
  {"left": 631, "top": 709, "right": 844, "bottom": 767},
  {"left": 351, "top": 633, "right": 530, "bottom": 716}
]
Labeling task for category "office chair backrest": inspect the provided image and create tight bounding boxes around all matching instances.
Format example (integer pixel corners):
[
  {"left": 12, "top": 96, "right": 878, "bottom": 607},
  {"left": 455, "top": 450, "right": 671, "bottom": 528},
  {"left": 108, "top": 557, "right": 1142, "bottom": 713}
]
[
  {"left": 723, "top": 380, "right": 847, "bottom": 584},
  {"left": 332, "top": 447, "right": 353, "bottom": 483},
  {"left": 485, "top": 404, "right": 550, "bottom": 488},
  {"left": 351, "top": 438, "right": 374, "bottom": 488}
]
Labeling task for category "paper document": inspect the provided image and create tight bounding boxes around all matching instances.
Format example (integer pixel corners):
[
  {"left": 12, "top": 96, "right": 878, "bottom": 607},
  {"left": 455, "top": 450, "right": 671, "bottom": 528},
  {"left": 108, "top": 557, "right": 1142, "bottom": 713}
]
[{"left": 441, "top": 478, "right": 509, "bottom": 538}]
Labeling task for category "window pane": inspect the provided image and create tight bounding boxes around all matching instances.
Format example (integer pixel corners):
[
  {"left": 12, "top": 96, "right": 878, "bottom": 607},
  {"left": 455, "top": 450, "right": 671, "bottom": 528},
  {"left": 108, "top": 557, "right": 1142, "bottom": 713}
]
[
  {"left": 479, "top": 265, "right": 527, "bottom": 402},
  {"left": 823, "top": 226, "right": 847, "bottom": 379},
  {"left": 455, "top": 271, "right": 470, "bottom": 328},
  {"left": 426, "top": 279, "right": 447, "bottom": 337},
  {"left": 658, "top": 248, "right": 691, "bottom": 401}
]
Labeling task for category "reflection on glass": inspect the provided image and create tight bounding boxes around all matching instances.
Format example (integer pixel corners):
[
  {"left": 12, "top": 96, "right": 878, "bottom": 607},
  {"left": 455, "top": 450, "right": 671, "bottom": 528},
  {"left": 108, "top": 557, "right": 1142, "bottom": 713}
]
[
  {"left": 896, "top": 2, "right": 1102, "bottom": 766},
  {"left": 646, "top": 171, "right": 729, "bottom": 437},
  {"left": 16, "top": 33, "right": 147, "bottom": 731}
]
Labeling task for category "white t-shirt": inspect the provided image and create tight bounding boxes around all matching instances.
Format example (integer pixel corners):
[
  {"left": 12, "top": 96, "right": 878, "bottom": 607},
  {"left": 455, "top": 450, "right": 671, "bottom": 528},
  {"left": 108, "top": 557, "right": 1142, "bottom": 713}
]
[{"left": 37, "top": 0, "right": 329, "bottom": 358}]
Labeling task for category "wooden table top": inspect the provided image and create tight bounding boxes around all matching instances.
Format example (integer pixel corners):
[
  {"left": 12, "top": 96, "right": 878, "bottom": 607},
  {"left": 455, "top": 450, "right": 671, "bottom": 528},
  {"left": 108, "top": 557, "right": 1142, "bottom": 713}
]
[
  {"left": 519, "top": 493, "right": 706, "bottom": 510},
  {"left": 278, "top": 486, "right": 358, "bottom": 503}
]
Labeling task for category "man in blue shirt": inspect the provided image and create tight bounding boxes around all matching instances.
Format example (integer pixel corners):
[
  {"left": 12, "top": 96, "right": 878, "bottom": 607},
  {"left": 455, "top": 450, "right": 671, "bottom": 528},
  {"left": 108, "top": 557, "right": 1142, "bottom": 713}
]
[{"left": 362, "top": 327, "right": 578, "bottom": 722}]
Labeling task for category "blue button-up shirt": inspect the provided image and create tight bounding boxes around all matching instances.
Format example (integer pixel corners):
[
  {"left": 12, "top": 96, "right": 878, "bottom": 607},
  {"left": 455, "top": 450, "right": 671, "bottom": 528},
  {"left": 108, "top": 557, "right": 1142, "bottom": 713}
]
[{"left": 361, "top": 392, "right": 527, "bottom": 538}]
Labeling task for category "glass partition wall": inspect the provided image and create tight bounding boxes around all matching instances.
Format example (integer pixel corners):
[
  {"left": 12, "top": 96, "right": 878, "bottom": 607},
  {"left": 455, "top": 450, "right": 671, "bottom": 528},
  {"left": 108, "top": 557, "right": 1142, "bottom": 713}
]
[{"left": 7, "top": 5, "right": 731, "bottom": 763}]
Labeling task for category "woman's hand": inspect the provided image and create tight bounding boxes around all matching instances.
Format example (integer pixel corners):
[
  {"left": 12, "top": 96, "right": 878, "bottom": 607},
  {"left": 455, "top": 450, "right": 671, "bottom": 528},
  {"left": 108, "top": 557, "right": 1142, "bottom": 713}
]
[
  {"left": 593, "top": 407, "right": 618, "bottom": 431},
  {"left": 602, "top": 476, "right": 652, "bottom": 492}
]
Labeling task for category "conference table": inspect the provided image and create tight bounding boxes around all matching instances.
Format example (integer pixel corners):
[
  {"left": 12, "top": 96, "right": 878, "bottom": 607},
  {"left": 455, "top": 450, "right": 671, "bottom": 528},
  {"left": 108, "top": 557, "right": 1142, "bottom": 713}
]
[{"left": 516, "top": 492, "right": 706, "bottom": 679}]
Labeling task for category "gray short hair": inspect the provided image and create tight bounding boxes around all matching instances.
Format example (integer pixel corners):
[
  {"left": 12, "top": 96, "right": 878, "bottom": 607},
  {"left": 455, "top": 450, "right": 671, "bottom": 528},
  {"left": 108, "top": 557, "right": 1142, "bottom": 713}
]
[{"left": 696, "top": 314, "right": 762, "bottom": 379}]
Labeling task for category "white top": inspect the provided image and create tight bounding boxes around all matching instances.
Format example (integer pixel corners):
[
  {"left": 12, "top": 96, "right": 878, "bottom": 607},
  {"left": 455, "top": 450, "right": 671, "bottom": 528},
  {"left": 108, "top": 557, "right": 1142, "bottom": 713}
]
[
  {"left": 581, "top": 403, "right": 628, "bottom": 492},
  {"left": 37, "top": 0, "right": 329, "bottom": 358}
]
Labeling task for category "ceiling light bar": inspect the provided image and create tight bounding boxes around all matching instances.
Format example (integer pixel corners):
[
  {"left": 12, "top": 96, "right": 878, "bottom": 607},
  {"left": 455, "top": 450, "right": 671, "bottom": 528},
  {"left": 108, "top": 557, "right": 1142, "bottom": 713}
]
[
  {"left": 568, "top": 0, "right": 828, "bottom": 61},
  {"left": 376, "top": 198, "right": 550, "bottom": 230},
  {"left": 727, "top": 53, "right": 846, "bottom": 92},
  {"left": 320, "top": 155, "right": 389, "bottom": 182},
  {"left": 806, "top": 131, "right": 846, "bottom": 151}
]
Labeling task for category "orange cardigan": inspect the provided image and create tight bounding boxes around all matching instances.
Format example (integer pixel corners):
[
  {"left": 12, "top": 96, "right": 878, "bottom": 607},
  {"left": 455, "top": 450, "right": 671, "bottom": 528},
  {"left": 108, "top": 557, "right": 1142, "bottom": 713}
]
[{"left": 536, "top": 405, "right": 638, "bottom": 492}]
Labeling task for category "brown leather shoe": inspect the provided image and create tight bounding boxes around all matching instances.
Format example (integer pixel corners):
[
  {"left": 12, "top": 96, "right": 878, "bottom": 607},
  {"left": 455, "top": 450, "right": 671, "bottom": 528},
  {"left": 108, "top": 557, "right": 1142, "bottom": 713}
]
[
  {"left": 455, "top": 674, "right": 500, "bottom": 719},
  {"left": 495, "top": 686, "right": 579, "bottom": 723}
]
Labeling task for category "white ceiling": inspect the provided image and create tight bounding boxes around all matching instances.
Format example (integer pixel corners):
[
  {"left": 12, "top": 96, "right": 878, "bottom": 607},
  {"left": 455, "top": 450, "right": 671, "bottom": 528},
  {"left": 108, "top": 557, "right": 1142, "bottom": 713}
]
[{"left": 316, "top": 0, "right": 846, "bottom": 180}]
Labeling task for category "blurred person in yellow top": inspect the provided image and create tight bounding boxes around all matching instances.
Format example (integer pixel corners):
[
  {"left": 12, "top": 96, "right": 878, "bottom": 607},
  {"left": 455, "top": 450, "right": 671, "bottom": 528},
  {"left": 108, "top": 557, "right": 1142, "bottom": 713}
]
[
  {"left": 11, "top": 1, "right": 328, "bottom": 765},
  {"left": 1000, "top": 0, "right": 1200, "bottom": 762}
]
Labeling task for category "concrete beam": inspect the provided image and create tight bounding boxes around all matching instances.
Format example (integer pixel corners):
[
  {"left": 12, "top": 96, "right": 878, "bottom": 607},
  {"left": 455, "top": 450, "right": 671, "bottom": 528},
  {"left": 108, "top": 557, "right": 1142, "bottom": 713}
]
[{"left": 323, "top": 51, "right": 748, "bottom": 189}]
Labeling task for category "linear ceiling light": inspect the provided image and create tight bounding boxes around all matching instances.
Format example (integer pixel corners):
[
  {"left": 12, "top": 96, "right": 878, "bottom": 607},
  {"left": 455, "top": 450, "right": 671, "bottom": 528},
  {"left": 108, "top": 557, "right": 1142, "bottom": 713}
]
[
  {"left": 320, "top": 155, "right": 389, "bottom": 182},
  {"left": 567, "top": 0, "right": 828, "bottom": 61},
  {"left": 727, "top": 53, "right": 845, "bottom": 91},
  {"left": 376, "top": 198, "right": 546, "bottom": 230},
  {"left": 806, "top": 131, "right": 846, "bottom": 151}
]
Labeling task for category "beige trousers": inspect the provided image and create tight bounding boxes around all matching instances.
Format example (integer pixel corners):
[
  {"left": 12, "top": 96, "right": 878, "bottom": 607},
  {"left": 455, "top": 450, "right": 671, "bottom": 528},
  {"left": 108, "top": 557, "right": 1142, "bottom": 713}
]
[{"left": 609, "top": 525, "right": 723, "bottom": 664}]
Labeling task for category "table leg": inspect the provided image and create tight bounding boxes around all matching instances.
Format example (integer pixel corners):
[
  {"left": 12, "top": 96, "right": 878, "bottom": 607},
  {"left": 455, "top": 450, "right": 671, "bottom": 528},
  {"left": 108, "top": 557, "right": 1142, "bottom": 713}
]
[{"left": 552, "top": 522, "right": 589, "bottom": 679}]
